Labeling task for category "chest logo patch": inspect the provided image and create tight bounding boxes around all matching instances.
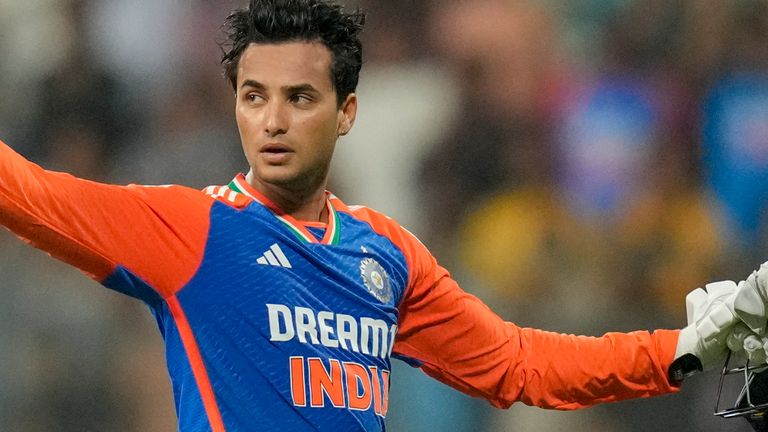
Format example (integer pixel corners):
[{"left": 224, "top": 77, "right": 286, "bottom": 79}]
[{"left": 360, "top": 258, "right": 392, "bottom": 303}]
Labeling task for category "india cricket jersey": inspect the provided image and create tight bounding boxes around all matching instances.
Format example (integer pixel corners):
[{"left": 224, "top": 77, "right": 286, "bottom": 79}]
[{"left": 0, "top": 140, "right": 682, "bottom": 431}]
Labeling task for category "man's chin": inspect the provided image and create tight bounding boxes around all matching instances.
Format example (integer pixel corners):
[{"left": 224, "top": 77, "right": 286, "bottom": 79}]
[
  {"left": 259, "top": 174, "right": 299, "bottom": 188},
  {"left": 254, "top": 165, "right": 297, "bottom": 183},
  {"left": 249, "top": 162, "right": 330, "bottom": 195},
  {"left": 253, "top": 171, "right": 318, "bottom": 194}
]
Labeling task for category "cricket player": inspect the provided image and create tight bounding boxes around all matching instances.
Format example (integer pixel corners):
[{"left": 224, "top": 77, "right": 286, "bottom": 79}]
[{"left": 1, "top": 0, "right": 767, "bottom": 430}]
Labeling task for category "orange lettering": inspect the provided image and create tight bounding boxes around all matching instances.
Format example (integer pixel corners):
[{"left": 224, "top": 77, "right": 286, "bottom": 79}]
[
  {"left": 345, "top": 362, "right": 372, "bottom": 411},
  {"left": 290, "top": 357, "right": 306, "bottom": 407},
  {"left": 369, "top": 366, "right": 382, "bottom": 415},
  {"left": 309, "top": 358, "right": 345, "bottom": 408},
  {"left": 381, "top": 369, "right": 390, "bottom": 416}
]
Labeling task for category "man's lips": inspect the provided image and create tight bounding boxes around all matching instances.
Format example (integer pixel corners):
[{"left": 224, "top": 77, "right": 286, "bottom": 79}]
[
  {"left": 259, "top": 143, "right": 294, "bottom": 164},
  {"left": 260, "top": 143, "right": 293, "bottom": 154}
]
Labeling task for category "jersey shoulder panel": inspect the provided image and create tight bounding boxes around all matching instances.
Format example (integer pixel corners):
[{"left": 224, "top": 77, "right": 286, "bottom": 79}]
[{"left": 105, "top": 183, "right": 215, "bottom": 297}]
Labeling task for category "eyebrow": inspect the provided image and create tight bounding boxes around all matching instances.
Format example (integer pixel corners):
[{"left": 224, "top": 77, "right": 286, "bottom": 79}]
[
  {"left": 240, "top": 80, "right": 319, "bottom": 94},
  {"left": 285, "top": 84, "right": 319, "bottom": 94},
  {"left": 240, "top": 79, "right": 266, "bottom": 91}
]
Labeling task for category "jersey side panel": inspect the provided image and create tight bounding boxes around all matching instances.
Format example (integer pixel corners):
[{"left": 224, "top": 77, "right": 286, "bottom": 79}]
[{"left": 151, "top": 301, "right": 214, "bottom": 432}]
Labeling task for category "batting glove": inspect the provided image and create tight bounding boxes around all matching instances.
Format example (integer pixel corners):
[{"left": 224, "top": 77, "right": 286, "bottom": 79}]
[
  {"left": 734, "top": 262, "right": 768, "bottom": 336},
  {"left": 669, "top": 281, "right": 739, "bottom": 382}
]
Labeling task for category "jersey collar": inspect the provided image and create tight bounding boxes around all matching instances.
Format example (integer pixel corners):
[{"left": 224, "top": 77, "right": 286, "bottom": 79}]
[{"left": 228, "top": 174, "right": 340, "bottom": 245}]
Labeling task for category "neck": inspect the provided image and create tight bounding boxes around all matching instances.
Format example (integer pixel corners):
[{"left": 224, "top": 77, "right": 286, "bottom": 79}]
[{"left": 245, "top": 172, "right": 329, "bottom": 223}]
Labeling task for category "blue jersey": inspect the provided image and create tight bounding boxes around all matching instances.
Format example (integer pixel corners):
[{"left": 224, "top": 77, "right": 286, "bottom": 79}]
[{"left": 137, "top": 176, "right": 407, "bottom": 430}]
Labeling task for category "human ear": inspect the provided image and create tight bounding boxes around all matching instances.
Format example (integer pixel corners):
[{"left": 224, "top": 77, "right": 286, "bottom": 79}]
[{"left": 337, "top": 93, "right": 357, "bottom": 136}]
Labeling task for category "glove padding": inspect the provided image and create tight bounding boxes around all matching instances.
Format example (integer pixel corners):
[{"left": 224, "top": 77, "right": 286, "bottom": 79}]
[
  {"left": 730, "top": 262, "right": 768, "bottom": 364},
  {"left": 727, "top": 321, "right": 768, "bottom": 364},
  {"left": 734, "top": 262, "right": 768, "bottom": 336},
  {"left": 672, "top": 281, "right": 739, "bottom": 379}
]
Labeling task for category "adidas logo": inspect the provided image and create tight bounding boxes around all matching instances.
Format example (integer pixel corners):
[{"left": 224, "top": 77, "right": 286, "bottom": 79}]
[{"left": 257, "top": 243, "right": 292, "bottom": 269}]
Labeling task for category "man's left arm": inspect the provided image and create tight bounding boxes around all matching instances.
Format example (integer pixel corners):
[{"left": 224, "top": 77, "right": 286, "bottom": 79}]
[
  {"left": 389, "top": 227, "right": 750, "bottom": 410},
  {"left": 392, "top": 254, "right": 681, "bottom": 410}
]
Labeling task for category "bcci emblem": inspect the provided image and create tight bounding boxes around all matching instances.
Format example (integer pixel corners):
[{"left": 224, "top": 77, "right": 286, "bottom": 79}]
[{"left": 360, "top": 258, "right": 392, "bottom": 303}]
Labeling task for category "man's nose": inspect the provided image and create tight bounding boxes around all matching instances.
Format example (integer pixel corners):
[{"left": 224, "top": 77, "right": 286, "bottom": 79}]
[{"left": 264, "top": 101, "right": 288, "bottom": 137}]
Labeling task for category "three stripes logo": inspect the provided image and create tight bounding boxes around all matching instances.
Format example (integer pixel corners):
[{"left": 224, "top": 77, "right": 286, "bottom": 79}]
[{"left": 257, "top": 243, "right": 292, "bottom": 269}]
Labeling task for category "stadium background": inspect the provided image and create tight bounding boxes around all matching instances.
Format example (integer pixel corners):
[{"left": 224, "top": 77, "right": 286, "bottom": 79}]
[{"left": 0, "top": 0, "right": 767, "bottom": 430}]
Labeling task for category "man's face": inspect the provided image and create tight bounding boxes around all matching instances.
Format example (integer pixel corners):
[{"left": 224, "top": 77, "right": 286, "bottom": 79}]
[{"left": 235, "top": 42, "right": 356, "bottom": 194}]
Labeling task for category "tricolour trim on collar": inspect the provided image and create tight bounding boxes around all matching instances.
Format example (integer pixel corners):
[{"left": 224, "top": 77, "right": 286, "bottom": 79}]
[{"left": 228, "top": 174, "right": 340, "bottom": 245}]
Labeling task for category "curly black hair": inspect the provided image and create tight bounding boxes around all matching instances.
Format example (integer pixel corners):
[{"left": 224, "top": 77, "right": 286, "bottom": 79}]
[{"left": 221, "top": 0, "right": 365, "bottom": 105}]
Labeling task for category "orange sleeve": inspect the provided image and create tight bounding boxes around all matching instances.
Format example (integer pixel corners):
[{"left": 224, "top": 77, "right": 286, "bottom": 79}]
[
  {"left": 0, "top": 139, "right": 211, "bottom": 298},
  {"left": 391, "top": 227, "right": 681, "bottom": 410}
]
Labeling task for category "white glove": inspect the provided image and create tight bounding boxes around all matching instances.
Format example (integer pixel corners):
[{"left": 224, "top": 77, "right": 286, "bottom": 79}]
[
  {"left": 727, "top": 321, "right": 768, "bottom": 364},
  {"left": 734, "top": 262, "right": 768, "bottom": 335},
  {"left": 670, "top": 281, "right": 740, "bottom": 381}
]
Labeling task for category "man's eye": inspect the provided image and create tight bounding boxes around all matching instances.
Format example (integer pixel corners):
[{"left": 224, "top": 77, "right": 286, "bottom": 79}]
[
  {"left": 246, "top": 93, "right": 263, "bottom": 103},
  {"left": 290, "top": 94, "right": 312, "bottom": 104}
]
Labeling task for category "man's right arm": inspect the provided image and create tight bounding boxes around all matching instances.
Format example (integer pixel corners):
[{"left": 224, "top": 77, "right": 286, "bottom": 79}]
[{"left": 0, "top": 139, "right": 212, "bottom": 299}]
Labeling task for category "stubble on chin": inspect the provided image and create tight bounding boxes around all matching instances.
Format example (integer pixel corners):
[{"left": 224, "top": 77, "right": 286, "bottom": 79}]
[{"left": 252, "top": 160, "right": 331, "bottom": 197}]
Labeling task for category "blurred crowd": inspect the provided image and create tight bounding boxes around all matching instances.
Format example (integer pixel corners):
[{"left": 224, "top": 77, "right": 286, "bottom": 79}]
[{"left": 0, "top": 0, "right": 767, "bottom": 430}]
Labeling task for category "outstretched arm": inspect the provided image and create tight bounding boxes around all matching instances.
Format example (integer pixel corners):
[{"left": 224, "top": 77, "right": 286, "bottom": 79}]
[
  {"left": 0, "top": 139, "right": 211, "bottom": 299},
  {"left": 392, "top": 226, "right": 754, "bottom": 409},
  {"left": 392, "top": 252, "right": 680, "bottom": 410}
]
